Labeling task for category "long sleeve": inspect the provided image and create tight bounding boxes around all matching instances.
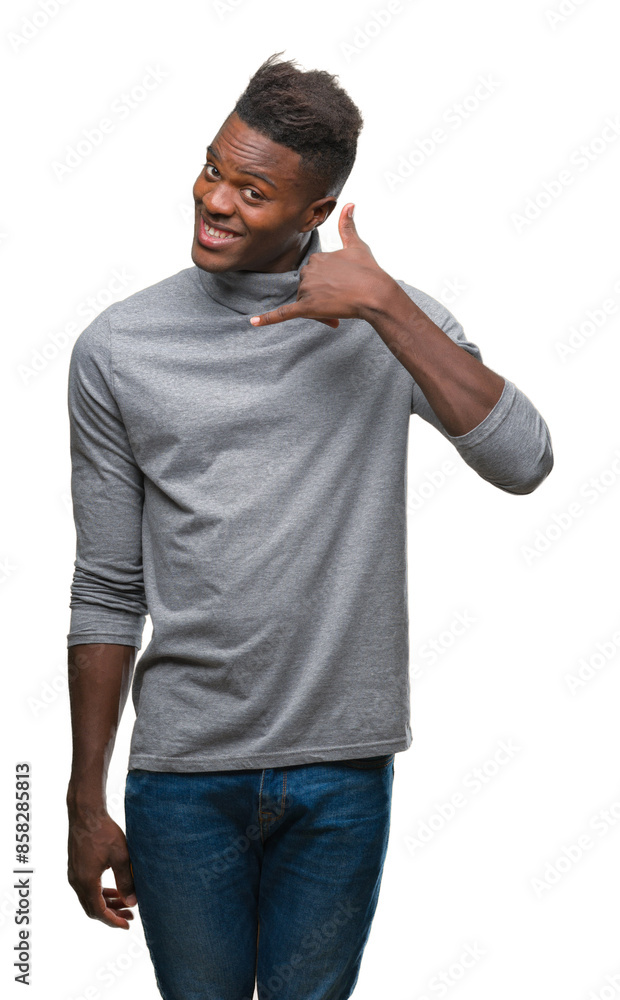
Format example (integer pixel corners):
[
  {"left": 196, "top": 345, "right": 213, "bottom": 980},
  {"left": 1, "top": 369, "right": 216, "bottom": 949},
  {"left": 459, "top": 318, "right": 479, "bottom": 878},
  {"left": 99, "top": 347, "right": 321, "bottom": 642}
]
[
  {"left": 403, "top": 285, "right": 554, "bottom": 495},
  {"left": 66, "top": 308, "right": 148, "bottom": 648}
]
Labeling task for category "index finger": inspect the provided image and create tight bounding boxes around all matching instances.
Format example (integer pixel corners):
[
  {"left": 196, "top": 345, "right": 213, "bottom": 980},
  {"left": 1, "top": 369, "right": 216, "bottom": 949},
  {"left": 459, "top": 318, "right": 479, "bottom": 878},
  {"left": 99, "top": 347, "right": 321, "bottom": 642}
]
[
  {"left": 249, "top": 302, "right": 302, "bottom": 326},
  {"left": 77, "top": 876, "right": 133, "bottom": 929},
  {"left": 250, "top": 308, "right": 339, "bottom": 329}
]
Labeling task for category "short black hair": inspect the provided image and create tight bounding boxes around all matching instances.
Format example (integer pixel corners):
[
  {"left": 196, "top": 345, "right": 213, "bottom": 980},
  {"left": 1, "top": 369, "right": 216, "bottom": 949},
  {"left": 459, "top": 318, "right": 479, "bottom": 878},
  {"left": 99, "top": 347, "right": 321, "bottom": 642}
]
[{"left": 231, "top": 51, "right": 364, "bottom": 200}]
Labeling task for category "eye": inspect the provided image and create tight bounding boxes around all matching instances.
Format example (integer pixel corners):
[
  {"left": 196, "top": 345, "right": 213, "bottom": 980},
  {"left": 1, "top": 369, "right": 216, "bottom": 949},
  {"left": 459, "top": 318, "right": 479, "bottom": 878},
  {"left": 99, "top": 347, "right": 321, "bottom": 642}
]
[{"left": 203, "top": 162, "right": 264, "bottom": 202}]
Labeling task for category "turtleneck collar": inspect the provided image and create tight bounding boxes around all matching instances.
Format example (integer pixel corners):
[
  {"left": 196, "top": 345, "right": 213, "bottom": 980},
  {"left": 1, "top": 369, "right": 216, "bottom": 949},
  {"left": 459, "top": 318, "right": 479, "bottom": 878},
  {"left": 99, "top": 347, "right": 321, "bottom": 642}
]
[{"left": 193, "top": 227, "right": 322, "bottom": 314}]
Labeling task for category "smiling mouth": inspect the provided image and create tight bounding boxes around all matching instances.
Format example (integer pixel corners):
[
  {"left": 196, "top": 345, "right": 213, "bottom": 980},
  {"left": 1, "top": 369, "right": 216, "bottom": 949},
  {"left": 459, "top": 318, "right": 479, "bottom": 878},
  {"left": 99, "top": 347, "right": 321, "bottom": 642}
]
[{"left": 197, "top": 216, "right": 243, "bottom": 246}]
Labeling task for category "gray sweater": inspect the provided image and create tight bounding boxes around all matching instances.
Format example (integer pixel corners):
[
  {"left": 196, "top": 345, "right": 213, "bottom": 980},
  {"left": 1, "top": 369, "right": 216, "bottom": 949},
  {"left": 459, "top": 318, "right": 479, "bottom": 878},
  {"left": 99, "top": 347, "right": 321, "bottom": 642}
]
[{"left": 66, "top": 227, "right": 553, "bottom": 772}]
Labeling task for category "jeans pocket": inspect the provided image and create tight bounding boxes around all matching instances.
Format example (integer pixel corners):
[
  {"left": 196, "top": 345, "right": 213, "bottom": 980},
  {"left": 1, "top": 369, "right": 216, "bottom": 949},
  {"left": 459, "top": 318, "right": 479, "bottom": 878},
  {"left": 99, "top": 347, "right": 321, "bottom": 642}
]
[{"left": 336, "top": 753, "right": 395, "bottom": 770}]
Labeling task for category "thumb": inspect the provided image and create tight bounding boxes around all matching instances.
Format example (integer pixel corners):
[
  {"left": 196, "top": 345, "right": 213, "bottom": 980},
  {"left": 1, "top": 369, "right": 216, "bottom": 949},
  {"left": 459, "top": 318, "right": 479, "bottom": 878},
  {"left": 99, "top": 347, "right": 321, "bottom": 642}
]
[
  {"left": 338, "top": 202, "right": 365, "bottom": 250},
  {"left": 113, "top": 856, "right": 137, "bottom": 905}
]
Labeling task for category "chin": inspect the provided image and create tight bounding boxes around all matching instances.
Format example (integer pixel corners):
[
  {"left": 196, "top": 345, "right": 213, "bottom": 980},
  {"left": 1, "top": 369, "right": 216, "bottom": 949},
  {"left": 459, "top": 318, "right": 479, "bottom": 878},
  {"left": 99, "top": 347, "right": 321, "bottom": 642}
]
[{"left": 191, "top": 242, "right": 225, "bottom": 272}]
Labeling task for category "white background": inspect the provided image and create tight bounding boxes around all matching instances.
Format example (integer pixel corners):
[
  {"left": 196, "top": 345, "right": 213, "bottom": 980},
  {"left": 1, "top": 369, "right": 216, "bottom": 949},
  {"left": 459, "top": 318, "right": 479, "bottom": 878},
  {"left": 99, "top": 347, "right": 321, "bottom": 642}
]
[{"left": 2, "top": 0, "right": 620, "bottom": 997}]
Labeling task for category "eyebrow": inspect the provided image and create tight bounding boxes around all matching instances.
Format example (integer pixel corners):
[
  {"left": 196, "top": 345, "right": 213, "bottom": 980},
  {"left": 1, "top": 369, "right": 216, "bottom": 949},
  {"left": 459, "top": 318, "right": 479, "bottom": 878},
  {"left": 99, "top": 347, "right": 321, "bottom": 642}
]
[{"left": 206, "top": 145, "right": 278, "bottom": 190}]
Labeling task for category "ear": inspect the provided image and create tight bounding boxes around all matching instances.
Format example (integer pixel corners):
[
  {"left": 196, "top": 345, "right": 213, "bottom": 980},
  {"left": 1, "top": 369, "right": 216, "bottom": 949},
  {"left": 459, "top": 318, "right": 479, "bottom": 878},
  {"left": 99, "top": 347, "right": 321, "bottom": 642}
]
[{"left": 307, "top": 195, "right": 338, "bottom": 230}]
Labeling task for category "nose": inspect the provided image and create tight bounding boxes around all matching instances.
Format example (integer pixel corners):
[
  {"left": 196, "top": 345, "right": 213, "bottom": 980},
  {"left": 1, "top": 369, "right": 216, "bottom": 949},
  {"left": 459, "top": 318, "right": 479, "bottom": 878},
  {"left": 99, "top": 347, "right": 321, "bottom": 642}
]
[{"left": 202, "top": 182, "right": 235, "bottom": 219}]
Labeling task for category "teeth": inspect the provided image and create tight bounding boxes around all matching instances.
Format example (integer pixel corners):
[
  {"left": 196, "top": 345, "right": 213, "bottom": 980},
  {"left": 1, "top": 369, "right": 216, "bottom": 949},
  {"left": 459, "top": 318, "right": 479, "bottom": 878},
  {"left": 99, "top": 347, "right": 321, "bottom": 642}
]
[{"left": 204, "top": 221, "right": 235, "bottom": 240}]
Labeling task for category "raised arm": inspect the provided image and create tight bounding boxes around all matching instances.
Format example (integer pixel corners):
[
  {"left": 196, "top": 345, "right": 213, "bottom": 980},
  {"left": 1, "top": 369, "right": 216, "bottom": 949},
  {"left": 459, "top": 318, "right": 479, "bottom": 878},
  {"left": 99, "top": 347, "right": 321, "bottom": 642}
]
[
  {"left": 65, "top": 308, "right": 147, "bottom": 928},
  {"left": 367, "top": 281, "right": 554, "bottom": 495},
  {"left": 245, "top": 205, "right": 553, "bottom": 495}
]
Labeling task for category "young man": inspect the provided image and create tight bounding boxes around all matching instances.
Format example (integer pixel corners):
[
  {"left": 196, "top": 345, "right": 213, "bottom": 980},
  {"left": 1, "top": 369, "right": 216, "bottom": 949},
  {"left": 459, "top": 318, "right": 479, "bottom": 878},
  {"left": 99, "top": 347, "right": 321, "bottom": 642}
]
[{"left": 66, "top": 52, "right": 553, "bottom": 999}]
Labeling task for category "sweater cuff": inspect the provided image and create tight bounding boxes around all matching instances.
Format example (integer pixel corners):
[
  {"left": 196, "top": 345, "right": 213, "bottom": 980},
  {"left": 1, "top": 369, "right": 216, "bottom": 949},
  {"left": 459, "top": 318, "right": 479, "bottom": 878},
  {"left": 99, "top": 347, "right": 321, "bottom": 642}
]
[
  {"left": 443, "top": 378, "right": 516, "bottom": 450},
  {"left": 67, "top": 633, "right": 144, "bottom": 648},
  {"left": 67, "top": 606, "right": 146, "bottom": 649}
]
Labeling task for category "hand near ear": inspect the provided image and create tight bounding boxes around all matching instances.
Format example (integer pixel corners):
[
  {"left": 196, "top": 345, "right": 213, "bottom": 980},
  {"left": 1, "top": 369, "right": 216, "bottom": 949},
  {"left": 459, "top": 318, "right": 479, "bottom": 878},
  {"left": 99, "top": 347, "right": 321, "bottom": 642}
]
[{"left": 250, "top": 203, "right": 388, "bottom": 328}]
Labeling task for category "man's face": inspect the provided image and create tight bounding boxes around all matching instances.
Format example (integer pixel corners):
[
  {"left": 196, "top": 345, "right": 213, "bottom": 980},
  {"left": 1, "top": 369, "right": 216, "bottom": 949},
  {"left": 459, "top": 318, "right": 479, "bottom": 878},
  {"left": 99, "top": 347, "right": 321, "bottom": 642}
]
[{"left": 191, "top": 111, "right": 336, "bottom": 274}]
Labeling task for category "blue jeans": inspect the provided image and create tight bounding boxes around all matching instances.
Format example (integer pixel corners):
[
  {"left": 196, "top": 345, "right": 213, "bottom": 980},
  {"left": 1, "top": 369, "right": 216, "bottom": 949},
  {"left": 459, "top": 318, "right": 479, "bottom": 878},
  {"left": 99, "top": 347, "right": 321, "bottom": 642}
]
[{"left": 124, "top": 754, "right": 395, "bottom": 1000}]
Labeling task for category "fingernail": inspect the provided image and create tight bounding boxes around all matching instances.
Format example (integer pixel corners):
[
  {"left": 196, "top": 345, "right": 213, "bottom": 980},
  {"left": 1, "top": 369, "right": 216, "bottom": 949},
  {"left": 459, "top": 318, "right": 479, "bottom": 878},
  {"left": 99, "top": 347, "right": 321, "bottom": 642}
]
[
  {"left": 348, "top": 204, "right": 354, "bottom": 218},
  {"left": 125, "top": 893, "right": 137, "bottom": 905},
  {"left": 250, "top": 316, "right": 260, "bottom": 325}
]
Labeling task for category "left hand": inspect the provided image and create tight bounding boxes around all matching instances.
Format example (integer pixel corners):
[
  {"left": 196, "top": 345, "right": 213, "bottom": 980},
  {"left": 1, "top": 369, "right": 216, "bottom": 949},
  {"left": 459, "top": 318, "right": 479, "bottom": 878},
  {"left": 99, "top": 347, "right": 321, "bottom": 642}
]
[{"left": 249, "top": 203, "right": 388, "bottom": 328}]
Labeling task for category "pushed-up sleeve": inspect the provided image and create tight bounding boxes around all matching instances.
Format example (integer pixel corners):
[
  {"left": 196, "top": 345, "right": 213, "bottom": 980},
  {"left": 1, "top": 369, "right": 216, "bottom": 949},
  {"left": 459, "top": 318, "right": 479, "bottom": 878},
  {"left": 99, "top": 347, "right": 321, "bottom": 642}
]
[
  {"left": 405, "top": 286, "right": 554, "bottom": 495},
  {"left": 66, "top": 309, "right": 148, "bottom": 648}
]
